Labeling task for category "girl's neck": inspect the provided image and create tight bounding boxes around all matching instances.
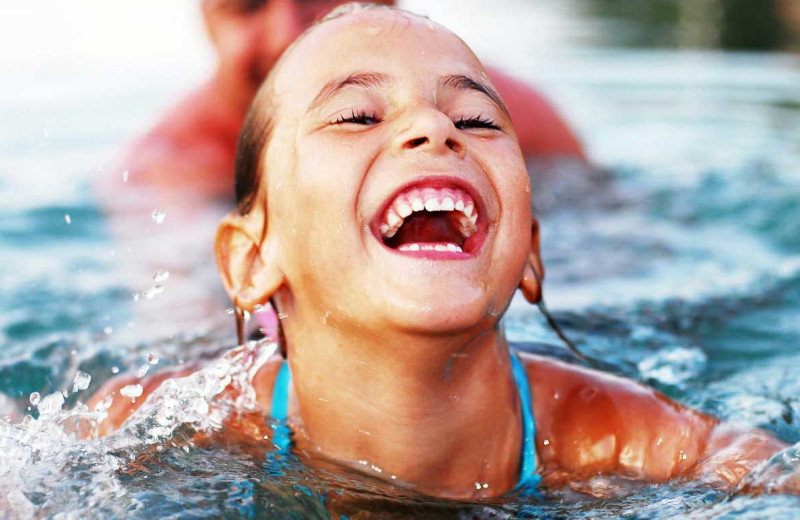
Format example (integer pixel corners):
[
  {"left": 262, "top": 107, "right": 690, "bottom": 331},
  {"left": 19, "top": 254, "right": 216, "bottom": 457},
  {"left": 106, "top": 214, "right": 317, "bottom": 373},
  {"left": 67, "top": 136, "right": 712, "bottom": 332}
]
[{"left": 283, "top": 325, "right": 524, "bottom": 498}]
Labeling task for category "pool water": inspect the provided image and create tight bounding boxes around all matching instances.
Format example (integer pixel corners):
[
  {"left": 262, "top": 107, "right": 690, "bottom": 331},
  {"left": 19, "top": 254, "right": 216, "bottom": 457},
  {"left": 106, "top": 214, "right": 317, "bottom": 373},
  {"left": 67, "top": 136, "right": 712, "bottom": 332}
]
[{"left": 2, "top": 2, "right": 800, "bottom": 518}]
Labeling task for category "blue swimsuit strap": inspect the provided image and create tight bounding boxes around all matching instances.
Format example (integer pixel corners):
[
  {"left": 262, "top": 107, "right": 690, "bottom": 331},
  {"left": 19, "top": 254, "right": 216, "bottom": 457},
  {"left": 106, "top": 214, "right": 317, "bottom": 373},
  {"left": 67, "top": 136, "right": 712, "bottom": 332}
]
[
  {"left": 509, "top": 352, "right": 542, "bottom": 490},
  {"left": 270, "top": 353, "right": 540, "bottom": 489},
  {"left": 269, "top": 360, "right": 292, "bottom": 451}
]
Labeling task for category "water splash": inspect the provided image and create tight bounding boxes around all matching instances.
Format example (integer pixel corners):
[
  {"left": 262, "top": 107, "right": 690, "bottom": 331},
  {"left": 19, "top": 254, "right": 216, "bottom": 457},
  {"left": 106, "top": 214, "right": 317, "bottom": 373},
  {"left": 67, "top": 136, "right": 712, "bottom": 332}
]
[
  {"left": 72, "top": 371, "right": 91, "bottom": 393},
  {"left": 0, "top": 339, "right": 276, "bottom": 517},
  {"left": 637, "top": 346, "right": 707, "bottom": 388},
  {"left": 737, "top": 442, "right": 800, "bottom": 495}
]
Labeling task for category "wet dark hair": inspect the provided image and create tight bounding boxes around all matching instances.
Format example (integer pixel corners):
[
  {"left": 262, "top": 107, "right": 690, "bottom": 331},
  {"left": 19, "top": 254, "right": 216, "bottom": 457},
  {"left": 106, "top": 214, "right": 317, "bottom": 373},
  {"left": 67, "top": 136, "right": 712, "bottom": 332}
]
[
  {"left": 234, "top": 86, "right": 274, "bottom": 215},
  {"left": 234, "top": 2, "right": 403, "bottom": 215}
]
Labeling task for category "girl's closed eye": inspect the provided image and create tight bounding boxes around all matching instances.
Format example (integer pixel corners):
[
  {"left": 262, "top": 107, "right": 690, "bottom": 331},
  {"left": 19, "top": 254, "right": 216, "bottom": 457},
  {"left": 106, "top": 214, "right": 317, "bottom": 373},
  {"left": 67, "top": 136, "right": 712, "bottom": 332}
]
[
  {"left": 453, "top": 114, "right": 502, "bottom": 131},
  {"left": 332, "top": 109, "right": 380, "bottom": 126}
]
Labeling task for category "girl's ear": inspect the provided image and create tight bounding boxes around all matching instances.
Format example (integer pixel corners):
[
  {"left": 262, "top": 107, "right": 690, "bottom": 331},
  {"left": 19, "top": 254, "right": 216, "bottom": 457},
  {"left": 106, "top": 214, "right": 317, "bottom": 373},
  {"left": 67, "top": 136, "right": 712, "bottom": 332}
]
[
  {"left": 519, "top": 217, "right": 544, "bottom": 304},
  {"left": 215, "top": 210, "right": 283, "bottom": 310}
]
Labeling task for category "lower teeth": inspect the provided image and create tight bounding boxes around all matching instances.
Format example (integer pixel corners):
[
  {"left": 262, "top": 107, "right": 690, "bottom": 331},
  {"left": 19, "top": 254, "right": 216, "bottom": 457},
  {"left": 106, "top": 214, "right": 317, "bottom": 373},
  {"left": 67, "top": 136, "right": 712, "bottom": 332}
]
[{"left": 397, "top": 243, "right": 462, "bottom": 253}]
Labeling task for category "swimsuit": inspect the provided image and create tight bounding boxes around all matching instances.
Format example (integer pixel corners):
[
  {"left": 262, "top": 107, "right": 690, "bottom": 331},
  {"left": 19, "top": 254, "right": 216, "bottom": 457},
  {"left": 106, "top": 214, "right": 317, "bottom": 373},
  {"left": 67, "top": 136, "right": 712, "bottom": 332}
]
[{"left": 268, "top": 351, "right": 541, "bottom": 492}]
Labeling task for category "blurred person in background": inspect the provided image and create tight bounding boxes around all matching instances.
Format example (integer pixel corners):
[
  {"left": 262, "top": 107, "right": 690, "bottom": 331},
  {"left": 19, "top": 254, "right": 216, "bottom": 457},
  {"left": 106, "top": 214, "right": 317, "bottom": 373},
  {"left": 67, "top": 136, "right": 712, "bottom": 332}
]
[{"left": 109, "top": 0, "right": 586, "bottom": 207}]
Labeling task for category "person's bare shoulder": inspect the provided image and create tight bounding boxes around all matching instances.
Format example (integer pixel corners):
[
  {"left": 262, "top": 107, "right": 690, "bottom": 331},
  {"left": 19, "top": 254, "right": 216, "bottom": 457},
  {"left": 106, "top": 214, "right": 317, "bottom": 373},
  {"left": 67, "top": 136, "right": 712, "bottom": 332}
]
[
  {"left": 87, "top": 354, "right": 285, "bottom": 438},
  {"left": 518, "top": 352, "right": 715, "bottom": 481},
  {"left": 107, "top": 81, "right": 242, "bottom": 202}
]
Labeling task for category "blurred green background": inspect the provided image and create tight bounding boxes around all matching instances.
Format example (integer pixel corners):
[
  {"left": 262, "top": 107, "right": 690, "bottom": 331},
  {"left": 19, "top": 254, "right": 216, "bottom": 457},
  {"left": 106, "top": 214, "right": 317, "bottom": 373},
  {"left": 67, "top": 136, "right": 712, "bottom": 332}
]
[{"left": 578, "top": 0, "right": 800, "bottom": 50}]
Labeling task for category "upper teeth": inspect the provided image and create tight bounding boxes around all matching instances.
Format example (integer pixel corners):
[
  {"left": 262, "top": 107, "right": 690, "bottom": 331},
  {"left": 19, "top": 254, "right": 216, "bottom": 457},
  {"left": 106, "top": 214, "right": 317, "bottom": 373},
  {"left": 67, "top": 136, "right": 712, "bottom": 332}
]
[{"left": 379, "top": 187, "right": 478, "bottom": 239}]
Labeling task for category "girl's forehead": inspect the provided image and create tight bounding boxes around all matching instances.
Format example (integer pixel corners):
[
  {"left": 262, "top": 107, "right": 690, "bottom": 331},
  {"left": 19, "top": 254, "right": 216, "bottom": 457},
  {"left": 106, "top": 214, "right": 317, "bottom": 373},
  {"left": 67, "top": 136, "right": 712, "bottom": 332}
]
[{"left": 271, "top": 11, "right": 484, "bottom": 104}]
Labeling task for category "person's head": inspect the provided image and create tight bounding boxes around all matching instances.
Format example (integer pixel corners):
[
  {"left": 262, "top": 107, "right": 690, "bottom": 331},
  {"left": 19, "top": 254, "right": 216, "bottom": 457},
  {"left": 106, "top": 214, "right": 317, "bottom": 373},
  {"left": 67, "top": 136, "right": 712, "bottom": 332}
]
[
  {"left": 216, "top": 3, "right": 543, "bottom": 348},
  {"left": 202, "top": 0, "right": 395, "bottom": 106}
]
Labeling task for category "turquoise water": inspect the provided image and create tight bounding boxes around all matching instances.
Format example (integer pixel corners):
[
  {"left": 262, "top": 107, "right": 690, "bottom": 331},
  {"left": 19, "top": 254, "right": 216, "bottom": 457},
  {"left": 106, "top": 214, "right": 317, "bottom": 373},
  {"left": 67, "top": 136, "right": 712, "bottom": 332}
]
[{"left": 3, "top": 6, "right": 800, "bottom": 518}]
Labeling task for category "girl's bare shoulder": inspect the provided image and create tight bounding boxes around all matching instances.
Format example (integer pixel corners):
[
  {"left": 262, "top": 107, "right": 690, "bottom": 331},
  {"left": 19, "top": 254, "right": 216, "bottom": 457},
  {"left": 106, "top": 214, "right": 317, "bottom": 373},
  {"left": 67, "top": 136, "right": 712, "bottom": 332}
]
[{"left": 517, "top": 352, "right": 714, "bottom": 479}]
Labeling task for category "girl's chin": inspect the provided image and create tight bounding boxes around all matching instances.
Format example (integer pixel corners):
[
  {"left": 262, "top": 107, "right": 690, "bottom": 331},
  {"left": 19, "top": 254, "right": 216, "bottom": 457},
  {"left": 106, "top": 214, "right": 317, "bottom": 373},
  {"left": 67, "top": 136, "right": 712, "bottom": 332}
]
[{"left": 379, "top": 299, "right": 500, "bottom": 335}]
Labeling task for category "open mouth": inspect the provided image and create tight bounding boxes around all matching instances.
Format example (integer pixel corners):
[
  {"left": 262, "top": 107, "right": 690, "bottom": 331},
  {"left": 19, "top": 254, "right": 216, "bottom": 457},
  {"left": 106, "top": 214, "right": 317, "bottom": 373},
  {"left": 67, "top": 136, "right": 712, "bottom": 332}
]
[{"left": 373, "top": 181, "right": 486, "bottom": 258}]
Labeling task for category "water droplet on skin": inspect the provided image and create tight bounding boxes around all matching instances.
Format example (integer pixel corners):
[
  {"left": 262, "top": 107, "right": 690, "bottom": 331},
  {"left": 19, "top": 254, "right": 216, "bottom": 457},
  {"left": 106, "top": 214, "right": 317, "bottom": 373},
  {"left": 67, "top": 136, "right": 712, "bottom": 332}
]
[
  {"left": 29, "top": 392, "right": 41, "bottom": 406},
  {"left": 122, "top": 170, "right": 129, "bottom": 182},
  {"left": 64, "top": 214, "right": 71, "bottom": 224},
  {"left": 151, "top": 210, "right": 166, "bottom": 225},
  {"left": 120, "top": 384, "right": 143, "bottom": 398},
  {"left": 148, "top": 353, "right": 159, "bottom": 365},
  {"left": 152, "top": 270, "right": 170, "bottom": 283},
  {"left": 543, "top": 439, "right": 551, "bottom": 446},
  {"left": 277, "top": 312, "right": 288, "bottom": 320},
  {"left": 137, "top": 364, "right": 150, "bottom": 378},
  {"left": 72, "top": 371, "right": 91, "bottom": 392}
]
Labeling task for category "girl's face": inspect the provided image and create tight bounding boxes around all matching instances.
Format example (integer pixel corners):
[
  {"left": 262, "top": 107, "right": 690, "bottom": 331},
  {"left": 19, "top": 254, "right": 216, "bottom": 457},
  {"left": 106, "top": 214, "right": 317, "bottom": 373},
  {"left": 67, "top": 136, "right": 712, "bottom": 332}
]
[{"left": 260, "top": 10, "right": 534, "bottom": 337}]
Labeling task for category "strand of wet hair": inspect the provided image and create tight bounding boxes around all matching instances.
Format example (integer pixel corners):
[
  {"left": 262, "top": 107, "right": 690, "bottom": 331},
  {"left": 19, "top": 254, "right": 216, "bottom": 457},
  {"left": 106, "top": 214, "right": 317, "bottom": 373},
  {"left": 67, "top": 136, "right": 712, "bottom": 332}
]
[{"left": 530, "top": 265, "right": 591, "bottom": 364}]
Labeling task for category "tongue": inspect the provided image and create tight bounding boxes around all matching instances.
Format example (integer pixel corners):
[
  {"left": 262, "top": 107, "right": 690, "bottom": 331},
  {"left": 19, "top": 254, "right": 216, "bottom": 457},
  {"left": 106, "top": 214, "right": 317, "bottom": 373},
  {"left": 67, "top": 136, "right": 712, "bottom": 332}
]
[{"left": 387, "top": 213, "right": 462, "bottom": 248}]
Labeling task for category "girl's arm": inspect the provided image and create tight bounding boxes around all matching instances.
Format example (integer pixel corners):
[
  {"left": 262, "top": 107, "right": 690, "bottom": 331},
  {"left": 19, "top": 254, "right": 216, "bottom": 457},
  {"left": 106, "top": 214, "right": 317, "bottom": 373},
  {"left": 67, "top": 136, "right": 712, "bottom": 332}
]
[{"left": 524, "top": 355, "right": 787, "bottom": 486}]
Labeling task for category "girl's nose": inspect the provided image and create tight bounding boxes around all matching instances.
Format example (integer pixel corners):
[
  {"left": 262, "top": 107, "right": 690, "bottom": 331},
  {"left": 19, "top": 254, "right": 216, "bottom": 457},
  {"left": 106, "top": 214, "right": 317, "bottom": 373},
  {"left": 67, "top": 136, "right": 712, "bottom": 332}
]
[{"left": 393, "top": 109, "right": 466, "bottom": 158}]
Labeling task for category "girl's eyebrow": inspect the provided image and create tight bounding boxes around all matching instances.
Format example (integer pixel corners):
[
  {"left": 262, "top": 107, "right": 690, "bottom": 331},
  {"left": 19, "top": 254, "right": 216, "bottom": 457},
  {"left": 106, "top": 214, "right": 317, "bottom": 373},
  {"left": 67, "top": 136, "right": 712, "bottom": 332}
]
[
  {"left": 306, "top": 71, "right": 508, "bottom": 117},
  {"left": 308, "top": 72, "right": 390, "bottom": 112},
  {"left": 439, "top": 74, "right": 510, "bottom": 118}
]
